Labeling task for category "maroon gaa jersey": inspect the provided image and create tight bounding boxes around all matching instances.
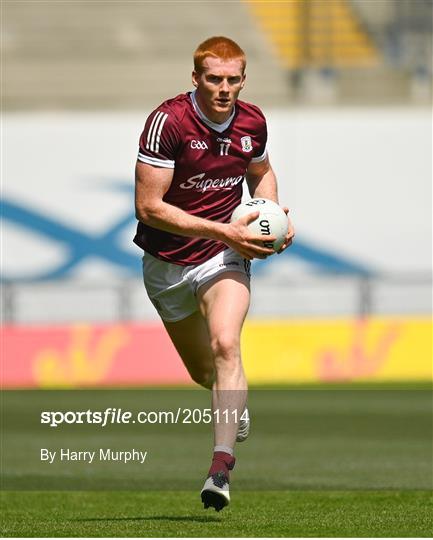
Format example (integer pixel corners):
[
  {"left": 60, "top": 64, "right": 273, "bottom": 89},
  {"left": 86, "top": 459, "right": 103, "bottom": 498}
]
[{"left": 133, "top": 91, "right": 267, "bottom": 266}]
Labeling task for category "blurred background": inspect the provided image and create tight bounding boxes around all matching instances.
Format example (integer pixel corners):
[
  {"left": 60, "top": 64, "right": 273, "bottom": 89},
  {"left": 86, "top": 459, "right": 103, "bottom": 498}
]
[{"left": 2, "top": 0, "right": 432, "bottom": 387}]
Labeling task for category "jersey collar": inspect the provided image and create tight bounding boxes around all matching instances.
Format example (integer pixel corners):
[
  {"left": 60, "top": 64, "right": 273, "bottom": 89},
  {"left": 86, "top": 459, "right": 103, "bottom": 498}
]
[{"left": 190, "top": 90, "right": 235, "bottom": 133}]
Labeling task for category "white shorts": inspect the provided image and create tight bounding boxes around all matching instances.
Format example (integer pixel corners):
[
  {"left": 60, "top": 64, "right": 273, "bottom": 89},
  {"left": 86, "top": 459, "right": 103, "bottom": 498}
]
[{"left": 142, "top": 248, "right": 251, "bottom": 322}]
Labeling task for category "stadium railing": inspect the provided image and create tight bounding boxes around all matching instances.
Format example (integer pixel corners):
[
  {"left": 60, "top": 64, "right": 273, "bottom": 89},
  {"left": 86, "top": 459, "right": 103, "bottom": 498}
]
[{"left": 2, "top": 274, "right": 431, "bottom": 324}]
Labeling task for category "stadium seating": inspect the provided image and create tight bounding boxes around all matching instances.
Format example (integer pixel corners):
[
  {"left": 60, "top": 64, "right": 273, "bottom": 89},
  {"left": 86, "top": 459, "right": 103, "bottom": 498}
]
[
  {"left": 2, "top": 1, "right": 291, "bottom": 109},
  {"left": 244, "top": 0, "right": 379, "bottom": 69},
  {"left": 3, "top": 0, "right": 430, "bottom": 108},
  {"left": 244, "top": 0, "right": 431, "bottom": 103}
]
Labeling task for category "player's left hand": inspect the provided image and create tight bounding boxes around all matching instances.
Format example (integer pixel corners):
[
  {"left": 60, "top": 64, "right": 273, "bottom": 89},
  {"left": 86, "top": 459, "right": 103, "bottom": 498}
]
[{"left": 277, "top": 207, "right": 295, "bottom": 254}]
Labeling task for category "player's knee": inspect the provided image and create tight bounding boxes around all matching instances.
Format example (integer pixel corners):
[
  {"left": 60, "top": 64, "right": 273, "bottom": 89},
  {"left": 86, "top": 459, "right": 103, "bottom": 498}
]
[{"left": 210, "top": 333, "right": 240, "bottom": 363}]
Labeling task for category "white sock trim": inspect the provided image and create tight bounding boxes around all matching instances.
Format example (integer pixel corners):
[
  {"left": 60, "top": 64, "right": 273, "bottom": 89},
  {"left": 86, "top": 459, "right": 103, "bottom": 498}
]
[{"left": 214, "top": 445, "right": 233, "bottom": 456}]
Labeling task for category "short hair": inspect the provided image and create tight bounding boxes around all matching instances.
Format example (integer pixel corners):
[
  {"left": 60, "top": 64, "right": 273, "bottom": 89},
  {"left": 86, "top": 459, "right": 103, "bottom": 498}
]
[{"left": 194, "top": 36, "right": 246, "bottom": 74}]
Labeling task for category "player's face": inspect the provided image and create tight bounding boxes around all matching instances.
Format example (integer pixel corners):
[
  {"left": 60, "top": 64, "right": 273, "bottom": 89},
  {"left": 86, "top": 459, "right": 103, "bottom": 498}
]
[{"left": 192, "top": 57, "right": 246, "bottom": 124}]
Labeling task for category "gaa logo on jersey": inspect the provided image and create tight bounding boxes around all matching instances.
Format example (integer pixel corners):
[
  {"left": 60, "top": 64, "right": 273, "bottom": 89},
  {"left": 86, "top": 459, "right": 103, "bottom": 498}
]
[
  {"left": 191, "top": 140, "right": 208, "bottom": 150},
  {"left": 240, "top": 136, "right": 253, "bottom": 153}
]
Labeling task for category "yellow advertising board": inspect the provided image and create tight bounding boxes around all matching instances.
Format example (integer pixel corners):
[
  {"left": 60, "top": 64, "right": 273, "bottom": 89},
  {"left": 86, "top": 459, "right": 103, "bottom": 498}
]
[{"left": 242, "top": 317, "right": 432, "bottom": 383}]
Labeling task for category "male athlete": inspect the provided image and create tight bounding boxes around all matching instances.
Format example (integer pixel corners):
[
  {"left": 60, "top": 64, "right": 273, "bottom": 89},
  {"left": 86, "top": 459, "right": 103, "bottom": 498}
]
[{"left": 134, "top": 36, "right": 294, "bottom": 511}]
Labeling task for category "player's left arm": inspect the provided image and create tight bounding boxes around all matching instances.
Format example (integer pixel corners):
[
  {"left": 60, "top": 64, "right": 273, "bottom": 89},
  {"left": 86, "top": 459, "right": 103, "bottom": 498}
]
[{"left": 246, "top": 155, "right": 295, "bottom": 253}]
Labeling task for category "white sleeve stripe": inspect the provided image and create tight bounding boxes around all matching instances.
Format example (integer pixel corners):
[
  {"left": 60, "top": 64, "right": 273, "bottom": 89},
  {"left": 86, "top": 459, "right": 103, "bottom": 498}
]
[
  {"left": 155, "top": 113, "right": 168, "bottom": 153},
  {"left": 146, "top": 111, "right": 163, "bottom": 151},
  {"left": 251, "top": 148, "right": 267, "bottom": 163},
  {"left": 149, "top": 112, "right": 163, "bottom": 152},
  {"left": 137, "top": 153, "right": 175, "bottom": 168},
  {"left": 149, "top": 112, "right": 167, "bottom": 153}
]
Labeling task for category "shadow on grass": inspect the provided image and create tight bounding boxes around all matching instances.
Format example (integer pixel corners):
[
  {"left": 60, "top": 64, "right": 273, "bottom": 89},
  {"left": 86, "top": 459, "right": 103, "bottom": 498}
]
[{"left": 73, "top": 515, "right": 222, "bottom": 523}]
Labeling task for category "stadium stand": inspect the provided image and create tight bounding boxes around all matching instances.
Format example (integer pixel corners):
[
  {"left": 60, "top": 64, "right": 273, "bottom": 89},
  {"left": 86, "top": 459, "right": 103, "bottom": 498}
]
[
  {"left": 3, "top": 0, "right": 431, "bottom": 109},
  {"left": 244, "top": 0, "right": 431, "bottom": 103},
  {"left": 244, "top": 0, "right": 379, "bottom": 69},
  {"left": 2, "top": 1, "right": 291, "bottom": 109}
]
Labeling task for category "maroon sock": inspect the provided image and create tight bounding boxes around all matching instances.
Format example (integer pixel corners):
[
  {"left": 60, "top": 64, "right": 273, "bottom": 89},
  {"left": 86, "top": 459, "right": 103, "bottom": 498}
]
[{"left": 208, "top": 451, "right": 236, "bottom": 481}]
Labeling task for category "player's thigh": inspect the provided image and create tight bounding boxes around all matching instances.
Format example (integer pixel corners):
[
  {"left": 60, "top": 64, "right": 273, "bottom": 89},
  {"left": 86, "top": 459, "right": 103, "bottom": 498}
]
[
  {"left": 197, "top": 271, "right": 250, "bottom": 356},
  {"left": 163, "top": 310, "right": 214, "bottom": 387}
]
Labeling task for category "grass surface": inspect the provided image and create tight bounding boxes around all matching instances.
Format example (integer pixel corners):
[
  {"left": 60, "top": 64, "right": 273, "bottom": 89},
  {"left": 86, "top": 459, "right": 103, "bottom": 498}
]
[
  {"left": 1, "top": 490, "right": 432, "bottom": 537},
  {"left": 1, "top": 385, "right": 432, "bottom": 536}
]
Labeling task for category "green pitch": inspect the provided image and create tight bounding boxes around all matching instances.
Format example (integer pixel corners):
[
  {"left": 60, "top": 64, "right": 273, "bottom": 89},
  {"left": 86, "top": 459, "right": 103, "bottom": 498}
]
[
  {"left": 1, "top": 490, "right": 431, "bottom": 537},
  {"left": 1, "top": 384, "right": 432, "bottom": 537}
]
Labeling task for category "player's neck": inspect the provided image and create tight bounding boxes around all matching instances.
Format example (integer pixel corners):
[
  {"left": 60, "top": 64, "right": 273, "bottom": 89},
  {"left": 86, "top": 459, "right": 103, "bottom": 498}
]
[{"left": 194, "top": 91, "right": 233, "bottom": 125}]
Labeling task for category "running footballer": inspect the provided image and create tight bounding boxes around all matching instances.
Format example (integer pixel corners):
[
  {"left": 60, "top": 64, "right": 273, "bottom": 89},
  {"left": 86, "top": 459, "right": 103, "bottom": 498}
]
[{"left": 134, "top": 36, "right": 294, "bottom": 511}]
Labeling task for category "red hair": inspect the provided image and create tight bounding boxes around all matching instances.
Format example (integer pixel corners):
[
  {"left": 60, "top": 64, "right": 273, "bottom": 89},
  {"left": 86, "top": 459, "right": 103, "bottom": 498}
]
[{"left": 194, "top": 36, "right": 246, "bottom": 74}]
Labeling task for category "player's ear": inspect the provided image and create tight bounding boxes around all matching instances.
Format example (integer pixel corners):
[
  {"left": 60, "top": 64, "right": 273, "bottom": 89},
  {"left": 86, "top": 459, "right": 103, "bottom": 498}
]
[
  {"left": 192, "top": 71, "right": 199, "bottom": 88},
  {"left": 240, "top": 73, "right": 246, "bottom": 89}
]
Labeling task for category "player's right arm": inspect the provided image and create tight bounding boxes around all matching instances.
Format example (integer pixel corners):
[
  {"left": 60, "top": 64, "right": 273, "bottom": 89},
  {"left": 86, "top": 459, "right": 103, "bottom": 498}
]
[{"left": 135, "top": 162, "right": 275, "bottom": 260}]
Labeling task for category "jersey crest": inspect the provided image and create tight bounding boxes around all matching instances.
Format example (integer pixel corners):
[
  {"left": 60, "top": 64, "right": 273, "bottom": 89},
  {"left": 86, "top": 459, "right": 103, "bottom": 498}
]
[{"left": 241, "top": 136, "right": 253, "bottom": 153}]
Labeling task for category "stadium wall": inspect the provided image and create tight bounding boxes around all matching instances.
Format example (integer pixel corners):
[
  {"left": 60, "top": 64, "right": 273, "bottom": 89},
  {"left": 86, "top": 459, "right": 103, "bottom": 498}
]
[
  {"left": 3, "top": 107, "right": 431, "bottom": 282},
  {"left": 2, "top": 317, "right": 431, "bottom": 388}
]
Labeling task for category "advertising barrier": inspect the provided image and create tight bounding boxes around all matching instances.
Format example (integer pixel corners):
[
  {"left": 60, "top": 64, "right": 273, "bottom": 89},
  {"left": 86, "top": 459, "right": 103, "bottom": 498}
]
[{"left": 2, "top": 317, "right": 431, "bottom": 388}]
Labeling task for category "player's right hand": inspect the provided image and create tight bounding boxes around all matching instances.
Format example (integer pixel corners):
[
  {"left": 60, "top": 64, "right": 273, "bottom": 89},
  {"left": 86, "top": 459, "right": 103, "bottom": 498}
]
[{"left": 221, "top": 211, "right": 277, "bottom": 260}]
